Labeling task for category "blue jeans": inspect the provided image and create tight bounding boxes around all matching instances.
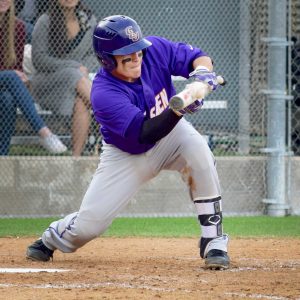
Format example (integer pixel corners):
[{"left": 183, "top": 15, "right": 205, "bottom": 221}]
[{"left": 0, "top": 71, "right": 45, "bottom": 155}]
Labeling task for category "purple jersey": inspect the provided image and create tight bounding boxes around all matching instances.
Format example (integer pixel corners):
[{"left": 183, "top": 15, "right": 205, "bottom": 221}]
[{"left": 91, "top": 36, "right": 207, "bottom": 154}]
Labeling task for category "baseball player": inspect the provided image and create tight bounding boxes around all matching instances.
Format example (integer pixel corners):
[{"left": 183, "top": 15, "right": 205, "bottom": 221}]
[{"left": 26, "top": 15, "right": 230, "bottom": 270}]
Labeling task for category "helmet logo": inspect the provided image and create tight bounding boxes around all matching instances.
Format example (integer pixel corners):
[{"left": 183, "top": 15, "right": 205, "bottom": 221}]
[{"left": 125, "top": 26, "right": 139, "bottom": 42}]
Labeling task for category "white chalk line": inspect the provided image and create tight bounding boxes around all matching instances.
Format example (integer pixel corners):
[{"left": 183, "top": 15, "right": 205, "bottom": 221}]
[
  {"left": 229, "top": 267, "right": 271, "bottom": 272},
  {"left": 0, "top": 284, "right": 295, "bottom": 298},
  {"left": 0, "top": 268, "right": 71, "bottom": 273},
  {"left": 225, "top": 292, "right": 290, "bottom": 300},
  {"left": 0, "top": 282, "right": 184, "bottom": 293},
  {"left": 238, "top": 258, "right": 300, "bottom": 264}
]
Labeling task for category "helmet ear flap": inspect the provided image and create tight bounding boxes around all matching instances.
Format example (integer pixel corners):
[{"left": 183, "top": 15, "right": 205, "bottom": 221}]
[{"left": 97, "top": 53, "right": 117, "bottom": 71}]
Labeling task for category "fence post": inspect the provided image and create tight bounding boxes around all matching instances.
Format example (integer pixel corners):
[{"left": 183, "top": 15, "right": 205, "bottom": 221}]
[
  {"left": 262, "top": 0, "right": 290, "bottom": 216},
  {"left": 238, "top": 0, "right": 250, "bottom": 154}
]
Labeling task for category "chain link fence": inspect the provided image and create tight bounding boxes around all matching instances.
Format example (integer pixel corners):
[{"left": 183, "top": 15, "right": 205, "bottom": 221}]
[
  {"left": 0, "top": 0, "right": 299, "bottom": 217},
  {"left": 291, "top": 0, "right": 300, "bottom": 154}
]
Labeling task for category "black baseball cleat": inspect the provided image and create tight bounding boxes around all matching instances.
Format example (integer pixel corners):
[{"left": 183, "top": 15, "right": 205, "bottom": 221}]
[
  {"left": 26, "top": 239, "right": 54, "bottom": 262},
  {"left": 204, "top": 249, "right": 230, "bottom": 270}
]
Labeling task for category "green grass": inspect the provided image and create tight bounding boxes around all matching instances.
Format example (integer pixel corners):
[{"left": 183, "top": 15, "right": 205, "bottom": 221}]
[{"left": 0, "top": 216, "right": 299, "bottom": 238}]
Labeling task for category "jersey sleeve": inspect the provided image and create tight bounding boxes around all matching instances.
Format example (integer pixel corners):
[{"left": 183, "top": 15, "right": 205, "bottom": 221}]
[
  {"left": 91, "top": 80, "right": 142, "bottom": 138},
  {"left": 146, "top": 36, "right": 208, "bottom": 78}
]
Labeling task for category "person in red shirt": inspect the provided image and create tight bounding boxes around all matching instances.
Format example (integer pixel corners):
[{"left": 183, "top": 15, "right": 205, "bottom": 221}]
[{"left": 0, "top": 0, "right": 67, "bottom": 155}]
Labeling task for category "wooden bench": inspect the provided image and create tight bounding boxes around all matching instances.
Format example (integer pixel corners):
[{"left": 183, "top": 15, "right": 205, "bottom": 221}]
[
  {"left": 11, "top": 103, "right": 100, "bottom": 154},
  {"left": 11, "top": 103, "right": 73, "bottom": 148}
]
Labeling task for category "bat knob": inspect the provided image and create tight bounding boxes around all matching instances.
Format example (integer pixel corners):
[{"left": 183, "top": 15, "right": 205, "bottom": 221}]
[{"left": 217, "top": 75, "right": 226, "bottom": 86}]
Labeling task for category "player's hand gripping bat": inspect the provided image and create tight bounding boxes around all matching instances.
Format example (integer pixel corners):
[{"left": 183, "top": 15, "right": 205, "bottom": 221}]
[{"left": 169, "top": 75, "right": 225, "bottom": 112}]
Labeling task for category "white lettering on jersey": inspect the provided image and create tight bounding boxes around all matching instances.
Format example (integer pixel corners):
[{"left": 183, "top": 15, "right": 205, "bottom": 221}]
[{"left": 150, "top": 88, "right": 169, "bottom": 118}]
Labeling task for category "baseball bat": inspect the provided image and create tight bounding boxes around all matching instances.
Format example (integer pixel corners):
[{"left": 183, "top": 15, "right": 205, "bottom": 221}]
[{"left": 169, "top": 76, "right": 225, "bottom": 111}]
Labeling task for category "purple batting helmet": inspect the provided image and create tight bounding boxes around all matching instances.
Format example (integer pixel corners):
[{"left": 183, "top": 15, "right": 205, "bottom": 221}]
[{"left": 93, "top": 15, "right": 152, "bottom": 70}]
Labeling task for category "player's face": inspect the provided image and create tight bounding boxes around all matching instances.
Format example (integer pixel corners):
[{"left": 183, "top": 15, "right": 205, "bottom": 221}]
[
  {"left": 0, "top": 0, "right": 11, "bottom": 14},
  {"left": 112, "top": 51, "right": 143, "bottom": 83}
]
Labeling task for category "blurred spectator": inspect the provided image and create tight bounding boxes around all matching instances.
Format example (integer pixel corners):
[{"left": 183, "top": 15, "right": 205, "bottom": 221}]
[
  {"left": 16, "top": 0, "right": 48, "bottom": 43},
  {"left": 14, "top": 0, "right": 24, "bottom": 15},
  {"left": 0, "top": 0, "right": 67, "bottom": 155},
  {"left": 30, "top": 0, "right": 98, "bottom": 156}
]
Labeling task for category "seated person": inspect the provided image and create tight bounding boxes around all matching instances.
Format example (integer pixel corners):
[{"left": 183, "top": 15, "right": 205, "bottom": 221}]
[
  {"left": 14, "top": 0, "right": 25, "bottom": 15},
  {"left": 30, "top": 0, "right": 98, "bottom": 156},
  {"left": 16, "top": 0, "right": 49, "bottom": 43},
  {"left": 0, "top": 0, "right": 67, "bottom": 155}
]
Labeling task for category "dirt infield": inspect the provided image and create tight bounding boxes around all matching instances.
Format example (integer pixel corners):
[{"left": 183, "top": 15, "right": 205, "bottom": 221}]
[{"left": 0, "top": 237, "right": 299, "bottom": 300}]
